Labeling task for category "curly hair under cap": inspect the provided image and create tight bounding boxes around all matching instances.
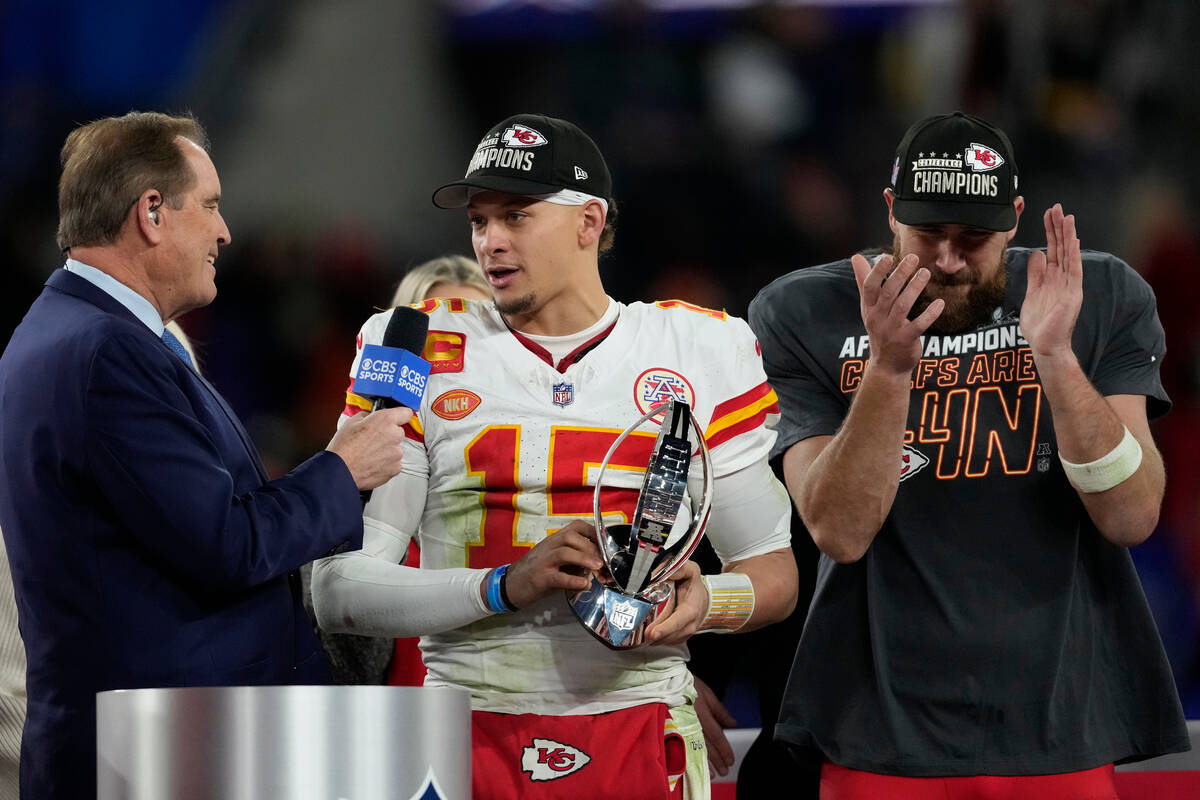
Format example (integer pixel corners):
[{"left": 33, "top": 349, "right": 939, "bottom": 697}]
[{"left": 599, "top": 197, "right": 618, "bottom": 253}]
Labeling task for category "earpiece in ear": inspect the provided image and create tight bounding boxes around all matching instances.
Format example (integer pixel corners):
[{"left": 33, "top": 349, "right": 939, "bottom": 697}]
[{"left": 148, "top": 201, "right": 162, "bottom": 224}]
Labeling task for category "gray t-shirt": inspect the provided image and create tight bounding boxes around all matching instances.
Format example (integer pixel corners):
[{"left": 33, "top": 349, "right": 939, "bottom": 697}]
[{"left": 749, "top": 248, "right": 1189, "bottom": 776}]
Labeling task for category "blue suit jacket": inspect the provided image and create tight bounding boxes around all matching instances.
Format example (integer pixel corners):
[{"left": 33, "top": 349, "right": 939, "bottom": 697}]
[{"left": 0, "top": 270, "right": 364, "bottom": 799}]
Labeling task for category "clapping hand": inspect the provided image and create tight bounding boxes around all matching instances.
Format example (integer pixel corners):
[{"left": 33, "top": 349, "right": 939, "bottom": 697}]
[{"left": 1020, "top": 204, "right": 1083, "bottom": 360}]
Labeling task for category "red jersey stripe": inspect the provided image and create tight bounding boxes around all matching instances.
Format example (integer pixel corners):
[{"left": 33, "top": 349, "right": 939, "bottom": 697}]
[{"left": 705, "top": 382, "right": 779, "bottom": 447}]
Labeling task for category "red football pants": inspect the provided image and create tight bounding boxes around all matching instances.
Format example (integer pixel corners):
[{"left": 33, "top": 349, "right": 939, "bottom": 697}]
[
  {"left": 471, "top": 705, "right": 685, "bottom": 800},
  {"left": 821, "top": 761, "right": 1120, "bottom": 800}
]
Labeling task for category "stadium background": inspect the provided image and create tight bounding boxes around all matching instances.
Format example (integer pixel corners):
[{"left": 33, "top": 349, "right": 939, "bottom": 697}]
[{"left": 2, "top": 0, "right": 1199, "bottom": 721}]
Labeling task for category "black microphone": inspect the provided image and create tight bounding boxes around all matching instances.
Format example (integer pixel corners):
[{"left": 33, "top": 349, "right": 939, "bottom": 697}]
[
  {"left": 365, "top": 306, "right": 430, "bottom": 410},
  {"left": 355, "top": 306, "right": 431, "bottom": 504}
]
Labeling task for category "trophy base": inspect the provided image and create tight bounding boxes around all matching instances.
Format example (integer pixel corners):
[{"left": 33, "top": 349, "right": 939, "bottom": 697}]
[{"left": 568, "top": 576, "right": 673, "bottom": 649}]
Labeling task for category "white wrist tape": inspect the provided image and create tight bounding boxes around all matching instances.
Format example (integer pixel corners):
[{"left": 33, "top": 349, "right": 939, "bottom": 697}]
[
  {"left": 697, "top": 573, "right": 755, "bottom": 634},
  {"left": 1059, "top": 425, "right": 1143, "bottom": 493}
]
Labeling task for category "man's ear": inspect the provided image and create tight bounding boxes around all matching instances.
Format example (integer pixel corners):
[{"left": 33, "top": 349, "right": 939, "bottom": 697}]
[
  {"left": 135, "top": 190, "right": 164, "bottom": 243},
  {"left": 883, "top": 188, "right": 899, "bottom": 233},
  {"left": 1004, "top": 196, "right": 1025, "bottom": 243},
  {"left": 578, "top": 200, "right": 605, "bottom": 249}
]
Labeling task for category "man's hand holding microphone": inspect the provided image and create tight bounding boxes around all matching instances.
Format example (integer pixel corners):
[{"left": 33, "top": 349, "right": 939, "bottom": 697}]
[{"left": 326, "top": 306, "right": 431, "bottom": 491}]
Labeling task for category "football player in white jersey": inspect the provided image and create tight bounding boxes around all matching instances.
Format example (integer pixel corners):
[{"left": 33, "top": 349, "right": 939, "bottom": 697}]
[{"left": 312, "top": 114, "right": 797, "bottom": 800}]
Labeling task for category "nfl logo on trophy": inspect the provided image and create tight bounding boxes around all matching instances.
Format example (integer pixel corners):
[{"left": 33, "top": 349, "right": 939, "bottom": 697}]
[{"left": 611, "top": 600, "right": 638, "bottom": 631}]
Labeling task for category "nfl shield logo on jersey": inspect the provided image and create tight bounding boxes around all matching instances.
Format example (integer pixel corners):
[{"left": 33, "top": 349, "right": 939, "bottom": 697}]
[{"left": 552, "top": 382, "right": 574, "bottom": 407}]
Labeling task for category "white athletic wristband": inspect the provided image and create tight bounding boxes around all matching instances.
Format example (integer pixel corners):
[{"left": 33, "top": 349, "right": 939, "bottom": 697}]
[
  {"left": 1059, "top": 425, "right": 1143, "bottom": 493},
  {"left": 697, "top": 573, "right": 755, "bottom": 634}
]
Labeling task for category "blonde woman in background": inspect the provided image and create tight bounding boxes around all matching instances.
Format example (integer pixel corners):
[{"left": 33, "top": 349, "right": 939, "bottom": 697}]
[
  {"left": 310, "top": 254, "right": 491, "bottom": 686},
  {"left": 392, "top": 254, "right": 490, "bottom": 306}
]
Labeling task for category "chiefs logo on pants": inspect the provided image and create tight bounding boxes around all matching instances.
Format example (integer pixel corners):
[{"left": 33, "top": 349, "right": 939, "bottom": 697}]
[{"left": 471, "top": 705, "right": 685, "bottom": 799}]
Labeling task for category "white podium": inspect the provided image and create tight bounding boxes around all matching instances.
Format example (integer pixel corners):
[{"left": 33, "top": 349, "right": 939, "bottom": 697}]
[{"left": 97, "top": 685, "right": 471, "bottom": 800}]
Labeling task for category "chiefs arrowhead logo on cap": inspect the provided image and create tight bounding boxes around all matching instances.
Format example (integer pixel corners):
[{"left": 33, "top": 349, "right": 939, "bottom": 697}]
[
  {"left": 501, "top": 124, "right": 548, "bottom": 148},
  {"left": 964, "top": 143, "right": 1005, "bottom": 172},
  {"left": 520, "top": 738, "right": 591, "bottom": 781}
]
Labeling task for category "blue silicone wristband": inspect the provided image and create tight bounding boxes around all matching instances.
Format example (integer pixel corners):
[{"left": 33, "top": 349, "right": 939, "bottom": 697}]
[{"left": 486, "top": 564, "right": 513, "bottom": 614}]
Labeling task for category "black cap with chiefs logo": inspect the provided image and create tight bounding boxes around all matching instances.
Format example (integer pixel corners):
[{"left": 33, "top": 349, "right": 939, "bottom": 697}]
[
  {"left": 432, "top": 113, "right": 612, "bottom": 208},
  {"left": 889, "top": 111, "right": 1020, "bottom": 232}
]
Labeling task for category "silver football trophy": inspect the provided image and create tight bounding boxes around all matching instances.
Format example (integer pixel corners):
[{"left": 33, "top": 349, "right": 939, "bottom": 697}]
[{"left": 569, "top": 399, "right": 714, "bottom": 648}]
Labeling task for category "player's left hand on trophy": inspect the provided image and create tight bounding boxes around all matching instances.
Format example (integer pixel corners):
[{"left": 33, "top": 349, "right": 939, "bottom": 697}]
[
  {"left": 642, "top": 560, "right": 707, "bottom": 645},
  {"left": 503, "top": 520, "right": 605, "bottom": 610},
  {"left": 1020, "top": 203, "right": 1083, "bottom": 361}
]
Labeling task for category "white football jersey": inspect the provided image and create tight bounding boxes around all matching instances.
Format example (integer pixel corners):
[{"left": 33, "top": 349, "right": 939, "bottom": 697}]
[{"left": 343, "top": 297, "right": 779, "bottom": 714}]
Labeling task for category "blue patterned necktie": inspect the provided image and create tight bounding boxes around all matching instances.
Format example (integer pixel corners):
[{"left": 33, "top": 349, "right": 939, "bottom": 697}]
[{"left": 161, "top": 327, "right": 195, "bottom": 368}]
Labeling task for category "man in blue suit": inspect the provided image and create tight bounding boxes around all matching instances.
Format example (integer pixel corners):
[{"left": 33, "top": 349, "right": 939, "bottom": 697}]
[{"left": 0, "top": 111, "right": 415, "bottom": 799}]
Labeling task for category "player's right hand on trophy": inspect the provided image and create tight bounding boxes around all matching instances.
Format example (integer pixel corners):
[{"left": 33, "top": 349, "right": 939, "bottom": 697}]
[
  {"left": 504, "top": 520, "right": 605, "bottom": 610},
  {"left": 851, "top": 252, "right": 943, "bottom": 377}
]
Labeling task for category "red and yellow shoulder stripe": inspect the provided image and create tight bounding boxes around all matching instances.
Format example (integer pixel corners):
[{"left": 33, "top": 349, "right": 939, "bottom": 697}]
[
  {"left": 342, "top": 384, "right": 425, "bottom": 444},
  {"left": 704, "top": 382, "right": 779, "bottom": 449}
]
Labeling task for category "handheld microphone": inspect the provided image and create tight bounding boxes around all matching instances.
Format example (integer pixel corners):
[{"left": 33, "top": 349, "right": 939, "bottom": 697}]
[{"left": 352, "top": 306, "right": 432, "bottom": 504}]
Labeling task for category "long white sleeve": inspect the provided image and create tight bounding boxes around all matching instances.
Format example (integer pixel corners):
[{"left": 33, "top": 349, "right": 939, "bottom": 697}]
[
  {"left": 312, "top": 553, "right": 493, "bottom": 637},
  {"left": 311, "top": 437, "right": 496, "bottom": 637},
  {"left": 704, "top": 457, "right": 792, "bottom": 564}
]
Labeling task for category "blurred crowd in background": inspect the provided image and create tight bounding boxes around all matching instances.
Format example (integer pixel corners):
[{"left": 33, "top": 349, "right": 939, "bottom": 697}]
[{"left": 3, "top": 0, "right": 1200, "bottom": 714}]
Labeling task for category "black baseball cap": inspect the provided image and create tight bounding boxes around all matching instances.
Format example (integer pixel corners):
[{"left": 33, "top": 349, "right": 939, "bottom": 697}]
[
  {"left": 432, "top": 114, "right": 612, "bottom": 209},
  {"left": 889, "top": 111, "right": 1019, "bottom": 231}
]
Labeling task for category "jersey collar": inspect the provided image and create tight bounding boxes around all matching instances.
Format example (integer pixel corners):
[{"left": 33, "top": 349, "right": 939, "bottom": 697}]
[{"left": 508, "top": 319, "right": 619, "bottom": 373}]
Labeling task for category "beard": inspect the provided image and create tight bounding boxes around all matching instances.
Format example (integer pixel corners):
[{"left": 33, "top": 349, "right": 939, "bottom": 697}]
[
  {"left": 891, "top": 240, "right": 1008, "bottom": 335},
  {"left": 495, "top": 291, "right": 537, "bottom": 317}
]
